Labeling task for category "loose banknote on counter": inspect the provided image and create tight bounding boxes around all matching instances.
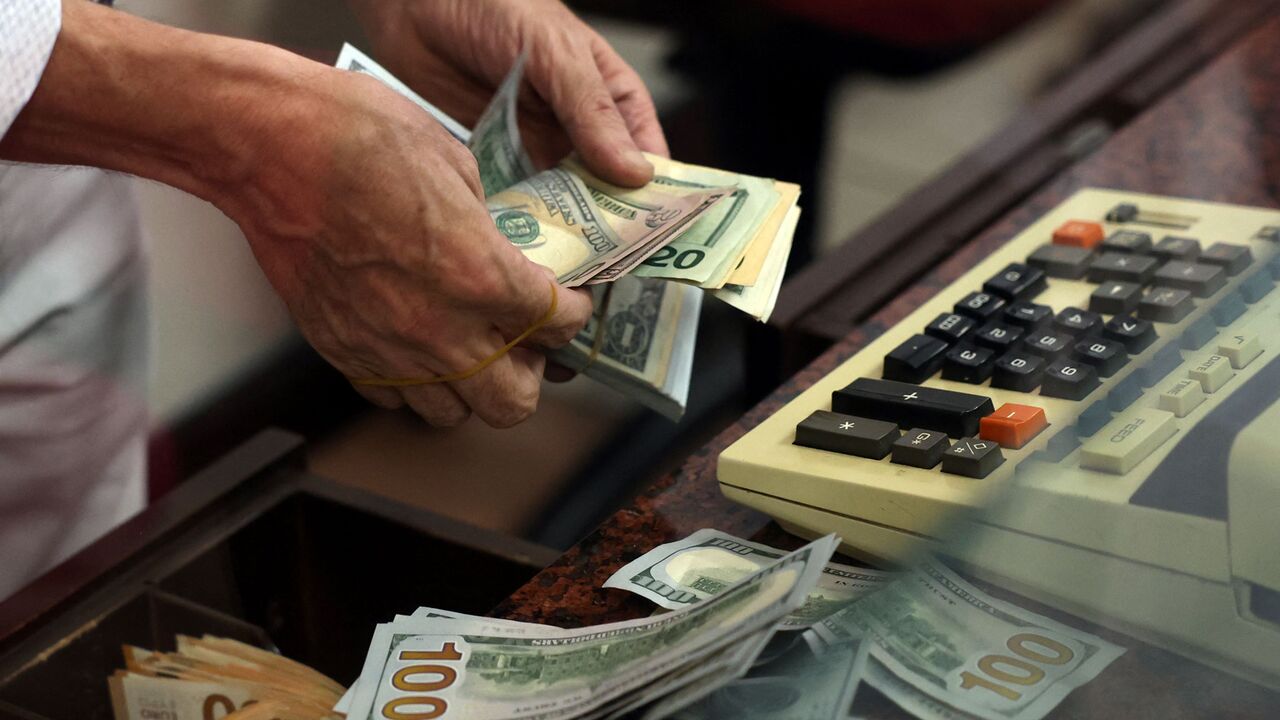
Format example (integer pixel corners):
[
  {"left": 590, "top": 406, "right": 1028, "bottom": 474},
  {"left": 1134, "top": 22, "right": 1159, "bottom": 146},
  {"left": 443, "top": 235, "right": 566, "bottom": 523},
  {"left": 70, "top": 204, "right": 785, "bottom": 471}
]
[
  {"left": 334, "top": 45, "right": 802, "bottom": 419},
  {"left": 605, "top": 530, "right": 1125, "bottom": 720}
]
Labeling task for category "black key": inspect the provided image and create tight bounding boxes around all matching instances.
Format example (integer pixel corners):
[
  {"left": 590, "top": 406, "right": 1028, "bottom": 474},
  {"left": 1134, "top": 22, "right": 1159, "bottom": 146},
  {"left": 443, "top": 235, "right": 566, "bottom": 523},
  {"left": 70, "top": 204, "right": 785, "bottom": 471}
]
[
  {"left": 954, "top": 292, "right": 1006, "bottom": 322},
  {"left": 1108, "top": 375, "right": 1143, "bottom": 411},
  {"left": 883, "top": 334, "right": 949, "bottom": 384},
  {"left": 1087, "top": 252, "right": 1159, "bottom": 284},
  {"left": 1180, "top": 315, "right": 1216, "bottom": 350},
  {"left": 1052, "top": 307, "right": 1102, "bottom": 337},
  {"left": 942, "top": 438, "right": 1005, "bottom": 479},
  {"left": 1106, "top": 203, "right": 1139, "bottom": 222},
  {"left": 794, "top": 410, "right": 900, "bottom": 459},
  {"left": 832, "top": 377, "right": 995, "bottom": 439},
  {"left": 1239, "top": 270, "right": 1274, "bottom": 303},
  {"left": 1102, "top": 315, "right": 1157, "bottom": 353},
  {"left": 1073, "top": 338, "right": 1128, "bottom": 377},
  {"left": 924, "top": 312, "right": 976, "bottom": 344},
  {"left": 1027, "top": 244, "right": 1092, "bottom": 280},
  {"left": 982, "top": 263, "right": 1046, "bottom": 300},
  {"left": 1138, "top": 286, "right": 1194, "bottom": 323},
  {"left": 891, "top": 429, "right": 950, "bottom": 469},
  {"left": 1023, "top": 330, "right": 1072, "bottom": 359},
  {"left": 1101, "top": 230, "right": 1152, "bottom": 254},
  {"left": 1153, "top": 260, "right": 1226, "bottom": 298},
  {"left": 1200, "top": 242, "right": 1253, "bottom": 276},
  {"left": 991, "top": 351, "right": 1046, "bottom": 392},
  {"left": 1139, "top": 344, "right": 1182, "bottom": 387},
  {"left": 1043, "top": 430, "right": 1081, "bottom": 461},
  {"left": 1077, "top": 401, "right": 1112, "bottom": 437},
  {"left": 1211, "top": 291, "right": 1247, "bottom": 326},
  {"left": 1089, "top": 281, "right": 1142, "bottom": 315},
  {"left": 1003, "top": 301, "right": 1053, "bottom": 330},
  {"left": 1258, "top": 226, "right": 1280, "bottom": 242},
  {"left": 1041, "top": 359, "right": 1100, "bottom": 400},
  {"left": 1151, "top": 236, "right": 1201, "bottom": 261},
  {"left": 942, "top": 345, "right": 995, "bottom": 384},
  {"left": 973, "top": 323, "right": 1024, "bottom": 353}
]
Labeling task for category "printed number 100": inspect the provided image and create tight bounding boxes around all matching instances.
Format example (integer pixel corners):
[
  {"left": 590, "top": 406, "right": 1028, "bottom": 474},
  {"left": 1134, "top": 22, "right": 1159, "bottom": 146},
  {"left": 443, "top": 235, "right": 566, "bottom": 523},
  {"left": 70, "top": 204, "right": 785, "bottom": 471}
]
[
  {"left": 959, "top": 633, "right": 1075, "bottom": 702},
  {"left": 381, "top": 643, "right": 463, "bottom": 720}
]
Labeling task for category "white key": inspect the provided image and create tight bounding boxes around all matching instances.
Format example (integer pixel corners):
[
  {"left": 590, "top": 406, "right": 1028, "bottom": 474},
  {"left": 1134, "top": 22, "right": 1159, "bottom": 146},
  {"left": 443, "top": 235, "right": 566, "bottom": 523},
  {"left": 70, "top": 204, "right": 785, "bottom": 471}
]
[
  {"left": 1188, "top": 353, "right": 1233, "bottom": 393},
  {"left": 1157, "top": 377, "right": 1206, "bottom": 418},
  {"left": 1216, "top": 333, "right": 1262, "bottom": 369},
  {"left": 1081, "top": 408, "right": 1177, "bottom": 475}
]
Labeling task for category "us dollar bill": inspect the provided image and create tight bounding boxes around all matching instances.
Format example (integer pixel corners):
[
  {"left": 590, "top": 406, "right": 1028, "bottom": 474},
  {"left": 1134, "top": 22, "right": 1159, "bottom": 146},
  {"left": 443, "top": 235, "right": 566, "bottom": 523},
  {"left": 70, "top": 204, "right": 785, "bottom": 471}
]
[
  {"left": 468, "top": 52, "right": 537, "bottom": 195},
  {"left": 344, "top": 535, "right": 838, "bottom": 719},
  {"left": 619, "top": 157, "right": 780, "bottom": 287},
  {"left": 817, "top": 559, "right": 1124, "bottom": 720},
  {"left": 334, "top": 609, "right": 547, "bottom": 714},
  {"left": 648, "top": 635, "right": 866, "bottom": 720},
  {"left": 488, "top": 165, "right": 731, "bottom": 286},
  {"left": 334, "top": 43, "right": 470, "bottom": 142},
  {"left": 604, "top": 528, "right": 892, "bottom": 628}
]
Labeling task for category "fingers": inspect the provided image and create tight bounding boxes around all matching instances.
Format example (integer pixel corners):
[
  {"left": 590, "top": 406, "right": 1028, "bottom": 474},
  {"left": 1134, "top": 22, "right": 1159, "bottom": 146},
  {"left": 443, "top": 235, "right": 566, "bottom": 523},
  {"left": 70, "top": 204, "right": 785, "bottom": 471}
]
[
  {"left": 527, "top": 41, "right": 653, "bottom": 187},
  {"left": 501, "top": 265, "right": 593, "bottom": 349},
  {"left": 401, "top": 383, "right": 473, "bottom": 427},
  {"left": 352, "top": 383, "right": 405, "bottom": 410},
  {"left": 592, "top": 40, "right": 669, "bottom": 158},
  {"left": 449, "top": 347, "right": 546, "bottom": 428}
]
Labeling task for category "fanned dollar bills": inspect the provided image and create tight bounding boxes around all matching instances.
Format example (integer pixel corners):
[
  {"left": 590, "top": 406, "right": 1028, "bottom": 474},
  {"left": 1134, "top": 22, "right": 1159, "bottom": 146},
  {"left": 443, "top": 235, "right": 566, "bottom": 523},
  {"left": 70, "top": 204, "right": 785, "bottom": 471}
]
[
  {"left": 334, "top": 44, "right": 802, "bottom": 418},
  {"left": 340, "top": 535, "right": 839, "bottom": 719},
  {"left": 607, "top": 530, "right": 1125, "bottom": 720}
]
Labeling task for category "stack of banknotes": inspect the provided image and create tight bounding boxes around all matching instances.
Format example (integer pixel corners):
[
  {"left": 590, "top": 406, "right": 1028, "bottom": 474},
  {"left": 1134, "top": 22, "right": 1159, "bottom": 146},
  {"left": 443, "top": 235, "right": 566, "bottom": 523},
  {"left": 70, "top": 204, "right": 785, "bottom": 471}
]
[
  {"left": 334, "top": 535, "right": 838, "bottom": 718},
  {"left": 334, "top": 45, "right": 802, "bottom": 419},
  {"left": 108, "top": 635, "right": 344, "bottom": 719},
  {"left": 105, "top": 531, "right": 1123, "bottom": 719}
]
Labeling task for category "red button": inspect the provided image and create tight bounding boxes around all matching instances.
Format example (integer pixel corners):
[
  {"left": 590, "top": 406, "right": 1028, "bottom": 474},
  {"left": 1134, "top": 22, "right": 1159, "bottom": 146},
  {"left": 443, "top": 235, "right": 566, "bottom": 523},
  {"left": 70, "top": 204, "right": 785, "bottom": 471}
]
[
  {"left": 980, "top": 403, "right": 1048, "bottom": 449},
  {"left": 1053, "top": 220, "right": 1104, "bottom": 249}
]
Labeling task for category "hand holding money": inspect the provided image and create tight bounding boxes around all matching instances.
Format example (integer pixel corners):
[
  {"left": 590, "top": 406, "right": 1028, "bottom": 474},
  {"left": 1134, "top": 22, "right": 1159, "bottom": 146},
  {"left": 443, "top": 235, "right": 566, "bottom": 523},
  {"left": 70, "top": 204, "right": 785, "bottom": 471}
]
[
  {"left": 338, "top": 47, "right": 802, "bottom": 419},
  {"left": 345, "top": 0, "right": 667, "bottom": 184}
]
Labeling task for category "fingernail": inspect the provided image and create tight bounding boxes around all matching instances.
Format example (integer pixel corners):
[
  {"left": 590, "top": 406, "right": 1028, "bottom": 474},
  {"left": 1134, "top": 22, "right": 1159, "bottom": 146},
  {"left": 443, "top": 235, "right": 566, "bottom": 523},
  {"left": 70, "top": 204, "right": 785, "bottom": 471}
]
[{"left": 628, "top": 150, "right": 653, "bottom": 176}]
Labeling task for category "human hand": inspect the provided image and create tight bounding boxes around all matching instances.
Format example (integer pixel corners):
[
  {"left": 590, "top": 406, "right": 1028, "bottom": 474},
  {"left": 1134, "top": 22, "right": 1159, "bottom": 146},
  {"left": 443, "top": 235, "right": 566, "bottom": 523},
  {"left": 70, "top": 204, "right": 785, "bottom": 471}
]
[
  {"left": 1, "top": 0, "right": 595, "bottom": 427},
  {"left": 225, "top": 69, "right": 594, "bottom": 427},
  {"left": 349, "top": 0, "right": 669, "bottom": 186}
]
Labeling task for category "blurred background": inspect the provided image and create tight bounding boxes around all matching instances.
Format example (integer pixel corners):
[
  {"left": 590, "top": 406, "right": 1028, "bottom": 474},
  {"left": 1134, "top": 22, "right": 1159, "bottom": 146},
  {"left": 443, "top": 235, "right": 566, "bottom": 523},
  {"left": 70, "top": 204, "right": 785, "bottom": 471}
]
[{"left": 115, "top": 0, "right": 1192, "bottom": 549}]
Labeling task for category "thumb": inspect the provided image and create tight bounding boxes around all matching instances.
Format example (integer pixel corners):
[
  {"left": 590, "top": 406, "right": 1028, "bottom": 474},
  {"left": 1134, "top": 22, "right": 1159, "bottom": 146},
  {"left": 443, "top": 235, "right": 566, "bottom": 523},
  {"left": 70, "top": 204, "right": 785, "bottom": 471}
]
[{"left": 528, "top": 50, "right": 653, "bottom": 187}]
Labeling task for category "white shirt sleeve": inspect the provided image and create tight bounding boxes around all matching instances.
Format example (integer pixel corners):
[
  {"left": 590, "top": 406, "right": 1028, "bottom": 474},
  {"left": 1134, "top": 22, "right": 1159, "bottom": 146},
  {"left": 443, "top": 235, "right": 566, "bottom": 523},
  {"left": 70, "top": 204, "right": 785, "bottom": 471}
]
[{"left": 1, "top": 0, "right": 62, "bottom": 137}]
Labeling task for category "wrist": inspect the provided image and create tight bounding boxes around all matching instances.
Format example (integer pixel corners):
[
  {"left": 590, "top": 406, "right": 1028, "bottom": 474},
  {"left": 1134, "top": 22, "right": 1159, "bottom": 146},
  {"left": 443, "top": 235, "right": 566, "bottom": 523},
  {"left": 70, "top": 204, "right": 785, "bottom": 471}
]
[{"left": 0, "top": 1, "right": 327, "bottom": 210}]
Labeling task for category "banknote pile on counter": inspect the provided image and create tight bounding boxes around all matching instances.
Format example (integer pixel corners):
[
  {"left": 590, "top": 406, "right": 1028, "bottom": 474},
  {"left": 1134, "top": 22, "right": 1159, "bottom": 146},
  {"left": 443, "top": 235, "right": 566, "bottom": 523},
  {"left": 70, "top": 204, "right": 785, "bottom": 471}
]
[
  {"left": 334, "top": 535, "right": 838, "bottom": 718},
  {"left": 604, "top": 529, "right": 1125, "bottom": 720},
  {"left": 108, "top": 635, "right": 344, "bottom": 719},
  {"left": 335, "top": 45, "right": 802, "bottom": 419},
  {"left": 105, "top": 531, "right": 1123, "bottom": 719}
]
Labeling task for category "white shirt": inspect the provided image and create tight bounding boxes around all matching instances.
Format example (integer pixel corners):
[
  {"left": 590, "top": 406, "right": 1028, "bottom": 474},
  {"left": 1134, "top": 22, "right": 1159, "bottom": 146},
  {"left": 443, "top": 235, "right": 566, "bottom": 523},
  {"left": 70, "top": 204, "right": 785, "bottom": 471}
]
[{"left": 1, "top": 0, "right": 149, "bottom": 601}]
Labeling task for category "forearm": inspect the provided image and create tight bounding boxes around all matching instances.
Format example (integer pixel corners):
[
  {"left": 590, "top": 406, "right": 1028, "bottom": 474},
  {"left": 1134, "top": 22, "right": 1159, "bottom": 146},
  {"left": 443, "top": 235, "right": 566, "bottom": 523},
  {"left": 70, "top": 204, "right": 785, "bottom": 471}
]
[{"left": 0, "top": 0, "right": 326, "bottom": 208}]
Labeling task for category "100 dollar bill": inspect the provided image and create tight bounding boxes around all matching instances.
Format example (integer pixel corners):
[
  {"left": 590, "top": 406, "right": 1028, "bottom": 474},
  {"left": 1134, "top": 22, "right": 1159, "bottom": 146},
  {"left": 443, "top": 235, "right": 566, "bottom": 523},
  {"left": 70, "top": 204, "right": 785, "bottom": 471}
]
[
  {"left": 817, "top": 560, "right": 1124, "bottom": 720},
  {"left": 345, "top": 536, "right": 838, "bottom": 719},
  {"left": 604, "top": 528, "right": 891, "bottom": 628}
]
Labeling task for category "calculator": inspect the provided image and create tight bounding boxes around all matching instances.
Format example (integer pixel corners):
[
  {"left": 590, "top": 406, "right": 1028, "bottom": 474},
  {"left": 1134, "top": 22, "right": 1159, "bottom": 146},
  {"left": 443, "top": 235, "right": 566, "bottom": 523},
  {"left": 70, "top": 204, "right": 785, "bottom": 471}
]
[{"left": 718, "top": 189, "right": 1280, "bottom": 689}]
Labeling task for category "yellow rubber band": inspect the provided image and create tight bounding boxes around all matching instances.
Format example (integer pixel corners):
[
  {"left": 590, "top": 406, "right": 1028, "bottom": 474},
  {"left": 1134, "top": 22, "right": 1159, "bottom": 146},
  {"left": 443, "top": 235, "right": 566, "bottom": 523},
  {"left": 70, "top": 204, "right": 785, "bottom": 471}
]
[{"left": 352, "top": 281, "right": 558, "bottom": 387}]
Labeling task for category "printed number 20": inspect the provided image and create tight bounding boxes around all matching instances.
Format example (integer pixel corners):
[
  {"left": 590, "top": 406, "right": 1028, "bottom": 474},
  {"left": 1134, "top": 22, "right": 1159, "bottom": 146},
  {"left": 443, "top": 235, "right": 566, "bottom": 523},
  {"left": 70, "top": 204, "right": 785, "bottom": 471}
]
[
  {"left": 382, "top": 643, "right": 463, "bottom": 720},
  {"left": 643, "top": 247, "right": 705, "bottom": 269},
  {"left": 958, "top": 633, "right": 1074, "bottom": 702}
]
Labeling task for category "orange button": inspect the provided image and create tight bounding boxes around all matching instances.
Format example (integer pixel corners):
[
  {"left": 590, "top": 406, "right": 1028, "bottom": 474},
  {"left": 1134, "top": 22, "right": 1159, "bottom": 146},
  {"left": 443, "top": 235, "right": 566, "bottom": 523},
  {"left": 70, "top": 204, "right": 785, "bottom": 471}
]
[
  {"left": 980, "top": 403, "right": 1048, "bottom": 449},
  {"left": 1053, "top": 220, "right": 1105, "bottom": 248}
]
